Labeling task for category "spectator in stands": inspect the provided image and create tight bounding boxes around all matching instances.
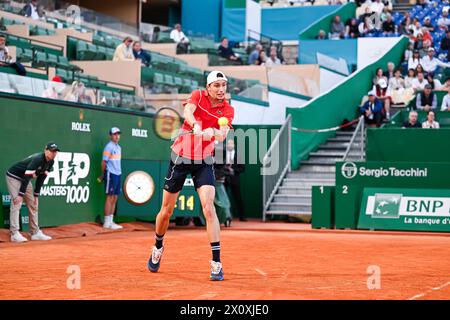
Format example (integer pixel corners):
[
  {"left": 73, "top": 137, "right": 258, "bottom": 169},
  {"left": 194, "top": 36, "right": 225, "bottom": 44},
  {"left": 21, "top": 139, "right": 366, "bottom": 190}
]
[
  {"left": 438, "top": 7, "right": 450, "bottom": 29},
  {"left": 360, "top": 90, "right": 383, "bottom": 127},
  {"left": 426, "top": 73, "right": 442, "bottom": 90},
  {"left": 42, "top": 76, "right": 63, "bottom": 100},
  {"left": 359, "top": 17, "right": 376, "bottom": 36},
  {"left": 170, "top": 24, "right": 190, "bottom": 54},
  {"left": 382, "top": 14, "right": 395, "bottom": 36},
  {"left": 412, "top": 71, "right": 429, "bottom": 91},
  {"left": 422, "top": 17, "right": 435, "bottom": 33},
  {"left": 113, "top": 37, "right": 135, "bottom": 62},
  {"left": 316, "top": 30, "right": 327, "bottom": 40},
  {"left": 422, "top": 48, "right": 450, "bottom": 74},
  {"left": 441, "top": 77, "right": 450, "bottom": 90},
  {"left": 218, "top": 37, "right": 243, "bottom": 64},
  {"left": 388, "top": 68, "right": 405, "bottom": 90},
  {"left": 404, "top": 68, "right": 416, "bottom": 89},
  {"left": 416, "top": 63, "right": 425, "bottom": 75},
  {"left": 64, "top": 81, "right": 83, "bottom": 103},
  {"left": 359, "top": 6, "right": 373, "bottom": 22},
  {"left": 416, "top": 84, "right": 437, "bottom": 111},
  {"left": 373, "top": 68, "right": 387, "bottom": 86},
  {"left": 414, "top": 32, "right": 425, "bottom": 53},
  {"left": 345, "top": 18, "right": 360, "bottom": 38},
  {"left": 410, "top": 20, "right": 423, "bottom": 38},
  {"left": 384, "top": 62, "right": 395, "bottom": 81},
  {"left": 399, "top": 12, "right": 412, "bottom": 35},
  {"left": 330, "top": 15, "right": 345, "bottom": 39},
  {"left": 265, "top": 46, "right": 281, "bottom": 67},
  {"left": 370, "top": 0, "right": 384, "bottom": 15},
  {"left": 248, "top": 43, "right": 262, "bottom": 65},
  {"left": 441, "top": 87, "right": 450, "bottom": 111},
  {"left": 402, "top": 111, "right": 422, "bottom": 128},
  {"left": 419, "top": 39, "right": 432, "bottom": 58},
  {"left": 404, "top": 43, "right": 414, "bottom": 61},
  {"left": 422, "top": 110, "right": 440, "bottom": 128},
  {"left": 408, "top": 49, "right": 422, "bottom": 70},
  {"left": 440, "top": 30, "right": 450, "bottom": 61},
  {"left": 22, "top": 0, "right": 40, "bottom": 20},
  {"left": 0, "top": 35, "right": 11, "bottom": 63},
  {"left": 132, "top": 41, "right": 151, "bottom": 67},
  {"left": 374, "top": 78, "right": 391, "bottom": 120},
  {"left": 257, "top": 50, "right": 268, "bottom": 66}
]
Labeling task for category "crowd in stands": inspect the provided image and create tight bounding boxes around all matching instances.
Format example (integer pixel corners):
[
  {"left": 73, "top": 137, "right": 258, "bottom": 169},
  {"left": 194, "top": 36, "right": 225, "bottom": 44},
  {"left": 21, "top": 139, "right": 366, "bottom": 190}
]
[{"left": 112, "top": 36, "right": 152, "bottom": 67}]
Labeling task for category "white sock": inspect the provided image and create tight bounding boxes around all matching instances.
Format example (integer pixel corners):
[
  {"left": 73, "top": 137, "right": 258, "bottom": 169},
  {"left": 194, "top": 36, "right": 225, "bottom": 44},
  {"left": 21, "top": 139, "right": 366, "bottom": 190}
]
[{"left": 104, "top": 215, "right": 113, "bottom": 224}]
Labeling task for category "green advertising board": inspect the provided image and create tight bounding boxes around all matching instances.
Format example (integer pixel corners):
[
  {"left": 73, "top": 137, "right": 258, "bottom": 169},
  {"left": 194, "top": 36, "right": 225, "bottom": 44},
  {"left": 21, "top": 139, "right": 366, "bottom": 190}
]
[
  {"left": 358, "top": 188, "right": 450, "bottom": 232},
  {"left": 335, "top": 161, "right": 450, "bottom": 229}
]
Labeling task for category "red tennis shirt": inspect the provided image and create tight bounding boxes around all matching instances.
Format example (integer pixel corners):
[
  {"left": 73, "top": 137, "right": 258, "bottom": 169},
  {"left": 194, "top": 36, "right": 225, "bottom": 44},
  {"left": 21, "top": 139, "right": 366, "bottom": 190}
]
[{"left": 171, "top": 89, "right": 234, "bottom": 160}]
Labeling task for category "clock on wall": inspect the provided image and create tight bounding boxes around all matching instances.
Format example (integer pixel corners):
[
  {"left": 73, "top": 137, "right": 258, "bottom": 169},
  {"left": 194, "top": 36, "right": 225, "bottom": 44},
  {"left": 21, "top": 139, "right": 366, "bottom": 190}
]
[{"left": 123, "top": 170, "right": 155, "bottom": 205}]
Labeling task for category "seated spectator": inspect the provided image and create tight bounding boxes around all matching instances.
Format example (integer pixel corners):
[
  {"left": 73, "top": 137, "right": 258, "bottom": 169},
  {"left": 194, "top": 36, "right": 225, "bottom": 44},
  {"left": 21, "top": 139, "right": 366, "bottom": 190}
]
[
  {"left": 359, "top": 17, "right": 376, "bottom": 36},
  {"left": 441, "top": 87, "right": 450, "bottom": 111},
  {"left": 218, "top": 37, "right": 243, "bottom": 64},
  {"left": 421, "top": 48, "right": 450, "bottom": 75},
  {"left": 402, "top": 111, "right": 422, "bottom": 128},
  {"left": 414, "top": 32, "right": 425, "bottom": 52},
  {"left": 113, "top": 37, "right": 135, "bottom": 62},
  {"left": 42, "top": 76, "right": 63, "bottom": 100},
  {"left": 440, "top": 77, "right": 450, "bottom": 90},
  {"left": 422, "top": 110, "right": 440, "bottom": 128},
  {"left": 438, "top": 7, "right": 450, "bottom": 29},
  {"left": 64, "top": 81, "right": 83, "bottom": 102},
  {"left": 415, "top": 63, "right": 425, "bottom": 75},
  {"left": 389, "top": 69, "right": 414, "bottom": 105},
  {"left": 248, "top": 43, "right": 262, "bottom": 65},
  {"left": 345, "top": 18, "right": 360, "bottom": 38},
  {"left": 384, "top": 62, "right": 395, "bottom": 80},
  {"left": 265, "top": 46, "right": 281, "bottom": 67},
  {"left": 400, "top": 12, "right": 412, "bottom": 35},
  {"left": 410, "top": 20, "right": 423, "bottom": 38},
  {"left": 419, "top": 39, "right": 432, "bottom": 58},
  {"left": 359, "top": 6, "right": 373, "bottom": 22},
  {"left": 370, "top": 0, "right": 384, "bottom": 15},
  {"left": 373, "top": 78, "right": 391, "bottom": 119},
  {"left": 170, "top": 24, "right": 190, "bottom": 54},
  {"left": 316, "top": 30, "right": 327, "bottom": 40},
  {"left": 22, "top": 0, "right": 40, "bottom": 20},
  {"left": 132, "top": 41, "right": 151, "bottom": 67},
  {"left": 382, "top": 14, "right": 395, "bottom": 35},
  {"left": 257, "top": 50, "right": 268, "bottom": 66},
  {"left": 422, "top": 16, "right": 435, "bottom": 33},
  {"left": 416, "top": 84, "right": 437, "bottom": 111},
  {"left": 330, "top": 15, "right": 345, "bottom": 39},
  {"left": 404, "top": 68, "right": 416, "bottom": 89},
  {"left": 404, "top": 43, "right": 414, "bottom": 62},
  {"left": 440, "top": 30, "right": 450, "bottom": 61},
  {"left": 360, "top": 90, "right": 383, "bottom": 127},
  {"left": 426, "top": 73, "right": 442, "bottom": 90},
  {"left": 388, "top": 68, "right": 404, "bottom": 90},
  {"left": 373, "top": 68, "right": 387, "bottom": 86},
  {"left": 412, "top": 71, "right": 429, "bottom": 91},
  {"left": 0, "top": 35, "right": 11, "bottom": 63}
]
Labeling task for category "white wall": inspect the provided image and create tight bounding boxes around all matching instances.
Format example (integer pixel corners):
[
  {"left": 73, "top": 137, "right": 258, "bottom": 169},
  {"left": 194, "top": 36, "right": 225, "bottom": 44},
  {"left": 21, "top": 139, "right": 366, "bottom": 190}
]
[
  {"left": 320, "top": 68, "right": 346, "bottom": 94},
  {"left": 357, "top": 37, "right": 400, "bottom": 69},
  {"left": 232, "top": 90, "right": 309, "bottom": 125}
]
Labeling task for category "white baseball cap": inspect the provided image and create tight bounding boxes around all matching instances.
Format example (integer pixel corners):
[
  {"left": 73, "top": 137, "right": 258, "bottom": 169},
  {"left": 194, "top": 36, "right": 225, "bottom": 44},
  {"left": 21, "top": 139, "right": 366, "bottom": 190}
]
[
  {"left": 207, "top": 70, "right": 228, "bottom": 86},
  {"left": 109, "top": 127, "right": 121, "bottom": 135}
]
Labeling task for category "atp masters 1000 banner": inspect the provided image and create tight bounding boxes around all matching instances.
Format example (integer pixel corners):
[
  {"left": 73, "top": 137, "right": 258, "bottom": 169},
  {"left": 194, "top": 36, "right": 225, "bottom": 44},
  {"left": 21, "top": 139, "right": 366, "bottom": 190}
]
[{"left": 358, "top": 188, "right": 450, "bottom": 232}]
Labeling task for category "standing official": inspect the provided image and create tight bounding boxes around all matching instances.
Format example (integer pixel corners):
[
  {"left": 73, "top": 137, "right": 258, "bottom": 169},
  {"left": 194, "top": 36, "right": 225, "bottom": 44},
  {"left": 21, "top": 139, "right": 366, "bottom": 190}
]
[
  {"left": 98, "top": 127, "right": 123, "bottom": 230},
  {"left": 5, "top": 142, "right": 58, "bottom": 242}
]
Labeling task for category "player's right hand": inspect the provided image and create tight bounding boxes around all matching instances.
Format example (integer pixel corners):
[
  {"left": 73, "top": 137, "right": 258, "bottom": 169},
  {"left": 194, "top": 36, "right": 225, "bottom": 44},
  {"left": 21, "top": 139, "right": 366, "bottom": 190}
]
[{"left": 193, "top": 123, "right": 203, "bottom": 135}]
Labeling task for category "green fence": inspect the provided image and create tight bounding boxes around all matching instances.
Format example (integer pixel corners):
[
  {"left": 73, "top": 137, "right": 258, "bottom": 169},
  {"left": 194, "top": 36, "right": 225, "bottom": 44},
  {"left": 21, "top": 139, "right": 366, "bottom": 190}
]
[
  {"left": 298, "top": 2, "right": 356, "bottom": 40},
  {"left": 287, "top": 36, "right": 409, "bottom": 170}
]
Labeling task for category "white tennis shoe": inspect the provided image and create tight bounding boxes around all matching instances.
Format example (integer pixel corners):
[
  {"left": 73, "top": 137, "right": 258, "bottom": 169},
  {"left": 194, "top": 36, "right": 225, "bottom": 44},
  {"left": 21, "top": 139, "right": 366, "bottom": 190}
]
[
  {"left": 31, "top": 230, "right": 52, "bottom": 241},
  {"left": 11, "top": 232, "right": 28, "bottom": 243},
  {"left": 103, "top": 222, "right": 123, "bottom": 230}
]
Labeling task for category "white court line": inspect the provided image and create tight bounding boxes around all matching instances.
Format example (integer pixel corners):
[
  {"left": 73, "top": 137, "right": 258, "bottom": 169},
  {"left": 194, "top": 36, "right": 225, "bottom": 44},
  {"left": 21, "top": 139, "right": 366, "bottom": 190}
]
[
  {"left": 408, "top": 281, "right": 450, "bottom": 300},
  {"left": 255, "top": 268, "right": 267, "bottom": 277}
]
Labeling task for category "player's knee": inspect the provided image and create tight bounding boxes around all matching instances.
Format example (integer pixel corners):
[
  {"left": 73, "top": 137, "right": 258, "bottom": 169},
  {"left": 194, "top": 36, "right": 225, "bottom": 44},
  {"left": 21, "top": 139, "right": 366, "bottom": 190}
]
[
  {"left": 202, "top": 202, "right": 216, "bottom": 220},
  {"left": 160, "top": 202, "right": 175, "bottom": 219}
]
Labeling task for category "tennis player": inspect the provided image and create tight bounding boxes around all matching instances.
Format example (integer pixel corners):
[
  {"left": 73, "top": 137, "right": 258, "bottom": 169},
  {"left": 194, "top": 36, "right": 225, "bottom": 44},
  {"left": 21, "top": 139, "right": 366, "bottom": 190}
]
[{"left": 148, "top": 71, "right": 234, "bottom": 281}]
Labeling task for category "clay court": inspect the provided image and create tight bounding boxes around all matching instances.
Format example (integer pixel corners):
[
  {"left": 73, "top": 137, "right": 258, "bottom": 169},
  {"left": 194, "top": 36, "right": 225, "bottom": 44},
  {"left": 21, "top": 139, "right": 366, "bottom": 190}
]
[{"left": 0, "top": 221, "right": 449, "bottom": 300}]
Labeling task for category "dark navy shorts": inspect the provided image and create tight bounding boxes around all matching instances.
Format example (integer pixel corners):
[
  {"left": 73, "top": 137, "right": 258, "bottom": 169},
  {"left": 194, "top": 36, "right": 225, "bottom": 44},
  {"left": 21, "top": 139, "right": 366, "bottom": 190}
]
[
  {"left": 163, "top": 153, "right": 215, "bottom": 194},
  {"left": 105, "top": 171, "right": 121, "bottom": 195}
]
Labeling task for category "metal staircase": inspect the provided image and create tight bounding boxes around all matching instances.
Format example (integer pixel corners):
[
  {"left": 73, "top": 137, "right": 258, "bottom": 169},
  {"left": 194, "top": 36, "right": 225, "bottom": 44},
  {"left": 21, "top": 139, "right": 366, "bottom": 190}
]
[{"left": 263, "top": 116, "right": 365, "bottom": 221}]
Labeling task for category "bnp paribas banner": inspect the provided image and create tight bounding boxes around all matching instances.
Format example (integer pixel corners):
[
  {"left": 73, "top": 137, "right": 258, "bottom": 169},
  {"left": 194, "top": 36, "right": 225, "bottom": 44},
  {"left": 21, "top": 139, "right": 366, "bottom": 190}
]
[{"left": 358, "top": 188, "right": 450, "bottom": 232}]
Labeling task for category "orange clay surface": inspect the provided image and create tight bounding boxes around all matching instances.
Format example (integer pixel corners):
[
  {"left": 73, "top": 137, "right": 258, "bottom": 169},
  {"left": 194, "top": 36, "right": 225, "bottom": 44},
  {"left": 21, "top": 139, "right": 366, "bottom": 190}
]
[{"left": 0, "top": 220, "right": 450, "bottom": 300}]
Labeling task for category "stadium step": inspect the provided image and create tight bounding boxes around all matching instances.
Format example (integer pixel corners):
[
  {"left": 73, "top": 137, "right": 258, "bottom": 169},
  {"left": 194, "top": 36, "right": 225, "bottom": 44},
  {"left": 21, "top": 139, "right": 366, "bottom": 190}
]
[{"left": 264, "top": 126, "right": 365, "bottom": 220}]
